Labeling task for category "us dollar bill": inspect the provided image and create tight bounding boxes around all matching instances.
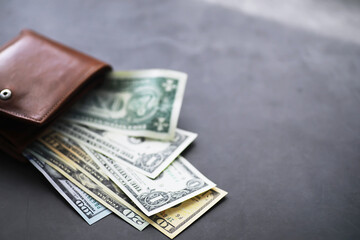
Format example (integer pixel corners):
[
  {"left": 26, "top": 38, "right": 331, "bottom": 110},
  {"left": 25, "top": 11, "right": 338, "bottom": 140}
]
[
  {"left": 26, "top": 142, "right": 149, "bottom": 231},
  {"left": 148, "top": 187, "right": 228, "bottom": 239},
  {"left": 36, "top": 131, "right": 151, "bottom": 226},
  {"left": 64, "top": 69, "right": 187, "bottom": 140},
  {"left": 52, "top": 121, "right": 196, "bottom": 178},
  {"left": 24, "top": 152, "right": 111, "bottom": 225},
  {"left": 37, "top": 130, "right": 150, "bottom": 223},
  {"left": 84, "top": 148, "right": 216, "bottom": 216}
]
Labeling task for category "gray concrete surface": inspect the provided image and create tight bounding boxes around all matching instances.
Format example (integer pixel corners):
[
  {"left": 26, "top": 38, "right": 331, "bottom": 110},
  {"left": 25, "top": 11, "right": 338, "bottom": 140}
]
[
  {"left": 0, "top": 1, "right": 360, "bottom": 240},
  {"left": 202, "top": 0, "right": 360, "bottom": 44}
]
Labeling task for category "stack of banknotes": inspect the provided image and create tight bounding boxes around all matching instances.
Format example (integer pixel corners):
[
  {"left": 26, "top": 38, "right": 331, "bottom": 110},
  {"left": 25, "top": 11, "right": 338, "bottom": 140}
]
[{"left": 22, "top": 69, "right": 227, "bottom": 239}]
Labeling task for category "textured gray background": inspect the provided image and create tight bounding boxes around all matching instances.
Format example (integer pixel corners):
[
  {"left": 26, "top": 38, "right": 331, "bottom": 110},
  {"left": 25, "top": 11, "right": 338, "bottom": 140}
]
[{"left": 1, "top": 1, "right": 360, "bottom": 239}]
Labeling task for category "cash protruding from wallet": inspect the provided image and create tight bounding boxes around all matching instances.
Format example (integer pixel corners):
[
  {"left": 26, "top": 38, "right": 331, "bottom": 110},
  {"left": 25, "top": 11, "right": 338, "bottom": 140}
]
[{"left": 23, "top": 69, "right": 227, "bottom": 239}]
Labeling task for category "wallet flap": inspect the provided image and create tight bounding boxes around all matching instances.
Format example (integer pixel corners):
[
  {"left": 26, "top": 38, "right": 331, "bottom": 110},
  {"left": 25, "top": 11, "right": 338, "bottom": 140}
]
[{"left": 0, "top": 29, "right": 110, "bottom": 124}]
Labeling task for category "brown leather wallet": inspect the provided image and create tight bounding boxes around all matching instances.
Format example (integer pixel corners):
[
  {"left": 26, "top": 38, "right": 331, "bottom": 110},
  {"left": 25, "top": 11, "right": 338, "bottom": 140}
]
[{"left": 0, "top": 29, "right": 112, "bottom": 161}]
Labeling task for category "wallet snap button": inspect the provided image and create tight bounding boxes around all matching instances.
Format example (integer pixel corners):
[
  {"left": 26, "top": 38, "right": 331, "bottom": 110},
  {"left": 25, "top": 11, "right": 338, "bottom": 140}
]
[{"left": 0, "top": 89, "right": 12, "bottom": 100}]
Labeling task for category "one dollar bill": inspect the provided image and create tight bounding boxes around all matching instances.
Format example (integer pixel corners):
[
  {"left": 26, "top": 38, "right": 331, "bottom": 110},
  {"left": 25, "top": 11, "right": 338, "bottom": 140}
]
[
  {"left": 64, "top": 69, "right": 187, "bottom": 140},
  {"left": 52, "top": 121, "right": 196, "bottom": 178},
  {"left": 25, "top": 153, "right": 111, "bottom": 225},
  {"left": 85, "top": 147, "right": 216, "bottom": 216}
]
